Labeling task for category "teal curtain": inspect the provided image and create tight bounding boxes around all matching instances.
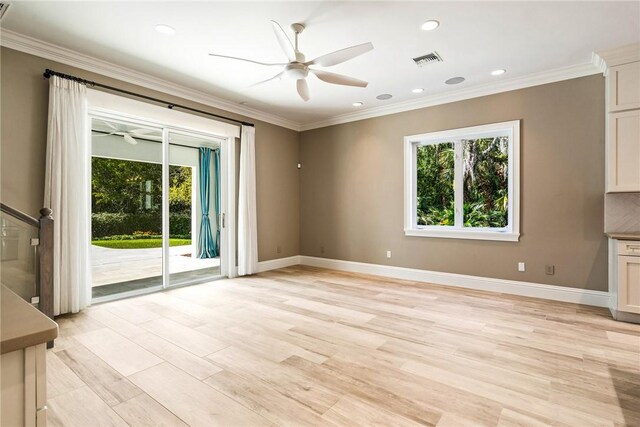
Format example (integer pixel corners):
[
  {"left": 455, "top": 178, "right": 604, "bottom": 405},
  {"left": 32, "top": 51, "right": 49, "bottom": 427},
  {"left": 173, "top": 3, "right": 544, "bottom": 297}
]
[
  {"left": 198, "top": 147, "right": 216, "bottom": 258},
  {"left": 212, "top": 148, "right": 220, "bottom": 256}
]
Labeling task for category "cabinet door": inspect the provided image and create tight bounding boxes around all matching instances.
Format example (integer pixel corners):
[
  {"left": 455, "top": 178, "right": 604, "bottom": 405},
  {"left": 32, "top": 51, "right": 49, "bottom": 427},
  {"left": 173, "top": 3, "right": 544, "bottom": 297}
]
[
  {"left": 607, "top": 110, "right": 640, "bottom": 192},
  {"left": 618, "top": 255, "right": 640, "bottom": 314},
  {"left": 609, "top": 62, "right": 640, "bottom": 112}
]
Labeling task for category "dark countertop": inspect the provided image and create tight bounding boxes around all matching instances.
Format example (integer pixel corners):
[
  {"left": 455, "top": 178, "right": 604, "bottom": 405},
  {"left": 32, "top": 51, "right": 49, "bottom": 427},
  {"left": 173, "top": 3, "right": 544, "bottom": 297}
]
[{"left": 1, "top": 285, "right": 58, "bottom": 354}]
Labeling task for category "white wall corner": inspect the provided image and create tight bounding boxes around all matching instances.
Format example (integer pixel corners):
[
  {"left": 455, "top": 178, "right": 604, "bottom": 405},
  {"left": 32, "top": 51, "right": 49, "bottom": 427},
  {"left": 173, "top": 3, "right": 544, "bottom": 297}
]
[
  {"left": 590, "top": 51, "right": 608, "bottom": 76},
  {"left": 293, "top": 256, "right": 610, "bottom": 308},
  {"left": 593, "top": 43, "right": 640, "bottom": 76},
  {"left": 256, "top": 255, "right": 302, "bottom": 273}
]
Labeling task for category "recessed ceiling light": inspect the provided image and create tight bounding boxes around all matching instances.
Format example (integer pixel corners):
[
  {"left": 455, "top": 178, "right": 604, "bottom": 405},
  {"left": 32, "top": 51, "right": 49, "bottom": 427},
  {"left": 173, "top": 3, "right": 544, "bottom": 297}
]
[
  {"left": 491, "top": 69, "right": 506, "bottom": 76},
  {"left": 352, "top": 102, "right": 364, "bottom": 107},
  {"left": 445, "top": 77, "right": 465, "bottom": 85},
  {"left": 155, "top": 24, "right": 176, "bottom": 35},
  {"left": 412, "top": 88, "right": 424, "bottom": 94},
  {"left": 376, "top": 94, "right": 392, "bottom": 100},
  {"left": 421, "top": 20, "right": 440, "bottom": 31}
]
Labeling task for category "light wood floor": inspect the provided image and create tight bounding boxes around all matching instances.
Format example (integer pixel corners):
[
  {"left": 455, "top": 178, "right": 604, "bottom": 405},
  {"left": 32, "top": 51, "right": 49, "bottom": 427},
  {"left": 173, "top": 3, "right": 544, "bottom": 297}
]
[{"left": 48, "top": 266, "right": 640, "bottom": 427}]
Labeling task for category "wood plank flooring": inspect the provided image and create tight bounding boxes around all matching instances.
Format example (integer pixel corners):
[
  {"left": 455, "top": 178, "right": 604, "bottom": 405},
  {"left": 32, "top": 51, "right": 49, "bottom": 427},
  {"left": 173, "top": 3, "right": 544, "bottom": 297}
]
[{"left": 48, "top": 266, "right": 640, "bottom": 426}]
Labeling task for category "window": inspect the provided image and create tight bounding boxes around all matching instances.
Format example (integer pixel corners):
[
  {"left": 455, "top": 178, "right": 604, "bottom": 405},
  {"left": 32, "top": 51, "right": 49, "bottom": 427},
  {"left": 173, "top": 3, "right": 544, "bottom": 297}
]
[{"left": 404, "top": 120, "right": 520, "bottom": 241}]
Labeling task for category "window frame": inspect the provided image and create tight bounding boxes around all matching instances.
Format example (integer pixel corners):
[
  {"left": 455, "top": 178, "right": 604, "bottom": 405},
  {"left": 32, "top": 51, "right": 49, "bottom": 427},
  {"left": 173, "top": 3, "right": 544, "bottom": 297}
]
[{"left": 404, "top": 120, "right": 520, "bottom": 242}]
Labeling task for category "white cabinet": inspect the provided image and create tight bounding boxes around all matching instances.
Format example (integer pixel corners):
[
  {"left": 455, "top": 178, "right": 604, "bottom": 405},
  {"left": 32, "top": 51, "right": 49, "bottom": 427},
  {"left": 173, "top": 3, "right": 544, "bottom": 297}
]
[
  {"left": 1, "top": 285, "right": 57, "bottom": 427},
  {"left": 609, "top": 62, "right": 640, "bottom": 112},
  {"left": 607, "top": 110, "right": 640, "bottom": 192},
  {"left": 1, "top": 343, "right": 48, "bottom": 427},
  {"left": 602, "top": 45, "right": 640, "bottom": 193},
  {"left": 617, "top": 241, "right": 640, "bottom": 314}
]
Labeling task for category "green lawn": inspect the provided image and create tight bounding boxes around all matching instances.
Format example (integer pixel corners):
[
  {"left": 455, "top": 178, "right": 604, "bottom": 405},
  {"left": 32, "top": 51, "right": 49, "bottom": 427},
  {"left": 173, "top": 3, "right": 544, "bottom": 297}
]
[{"left": 92, "top": 238, "right": 191, "bottom": 249}]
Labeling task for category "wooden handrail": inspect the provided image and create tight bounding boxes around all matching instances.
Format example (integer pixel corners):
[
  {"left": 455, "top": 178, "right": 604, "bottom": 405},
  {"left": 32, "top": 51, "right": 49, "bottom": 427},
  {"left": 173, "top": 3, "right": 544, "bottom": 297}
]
[{"left": 0, "top": 203, "right": 39, "bottom": 228}]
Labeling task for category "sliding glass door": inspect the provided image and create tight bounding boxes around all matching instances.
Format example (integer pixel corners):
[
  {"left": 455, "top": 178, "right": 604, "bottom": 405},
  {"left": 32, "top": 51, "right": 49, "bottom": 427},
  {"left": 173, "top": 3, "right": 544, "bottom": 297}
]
[
  {"left": 90, "top": 116, "right": 224, "bottom": 301},
  {"left": 167, "top": 131, "right": 222, "bottom": 288}
]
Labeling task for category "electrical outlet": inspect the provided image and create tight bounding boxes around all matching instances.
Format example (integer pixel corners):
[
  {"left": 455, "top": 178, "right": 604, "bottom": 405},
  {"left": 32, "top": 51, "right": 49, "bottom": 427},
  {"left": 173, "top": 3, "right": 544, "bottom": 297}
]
[
  {"left": 545, "top": 264, "right": 555, "bottom": 275},
  {"left": 276, "top": 245, "right": 282, "bottom": 254},
  {"left": 320, "top": 246, "right": 325, "bottom": 254},
  {"left": 518, "top": 262, "right": 525, "bottom": 272},
  {"left": 386, "top": 250, "right": 392, "bottom": 259}
]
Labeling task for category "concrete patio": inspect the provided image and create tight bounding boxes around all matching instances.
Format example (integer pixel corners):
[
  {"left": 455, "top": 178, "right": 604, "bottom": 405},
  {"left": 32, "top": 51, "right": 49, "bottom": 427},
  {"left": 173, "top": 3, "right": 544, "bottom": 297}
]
[{"left": 91, "top": 244, "right": 220, "bottom": 288}]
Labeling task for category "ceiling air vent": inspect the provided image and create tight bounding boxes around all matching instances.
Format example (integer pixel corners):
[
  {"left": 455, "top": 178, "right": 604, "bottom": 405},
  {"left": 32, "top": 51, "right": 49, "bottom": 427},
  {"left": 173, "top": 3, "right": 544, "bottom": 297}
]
[
  {"left": 0, "top": 3, "right": 10, "bottom": 21},
  {"left": 413, "top": 52, "right": 442, "bottom": 68}
]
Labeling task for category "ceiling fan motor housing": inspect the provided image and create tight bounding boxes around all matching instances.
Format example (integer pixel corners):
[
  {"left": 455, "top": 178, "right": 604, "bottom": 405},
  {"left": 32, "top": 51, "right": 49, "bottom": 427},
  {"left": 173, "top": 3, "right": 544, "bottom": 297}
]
[{"left": 285, "top": 62, "right": 309, "bottom": 80}]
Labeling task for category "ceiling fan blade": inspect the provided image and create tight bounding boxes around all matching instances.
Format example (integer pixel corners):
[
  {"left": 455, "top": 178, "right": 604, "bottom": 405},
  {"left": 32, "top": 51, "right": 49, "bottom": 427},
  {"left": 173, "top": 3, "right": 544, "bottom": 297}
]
[
  {"left": 98, "top": 120, "right": 118, "bottom": 131},
  {"left": 310, "top": 69, "right": 368, "bottom": 87},
  {"left": 91, "top": 131, "right": 118, "bottom": 137},
  {"left": 129, "top": 128, "right": 156, "bottom": 135},
  {"left": 123, "top": 134, "right": 138, "bottom": 145},
  {"left": 208, "top": 53, "right": 286, "bottom": 67},
  {"left": 296, "top": 79, "right": 310, "bottom": 102},
  {"left": 306, "top": 42, "right": 373, "bottom": 67},
  {"left": 249, "top": 71, "right": 285, "bottom": 87},
  {"left": 270, "top": 20, "right": 297, "bottom": 62}
]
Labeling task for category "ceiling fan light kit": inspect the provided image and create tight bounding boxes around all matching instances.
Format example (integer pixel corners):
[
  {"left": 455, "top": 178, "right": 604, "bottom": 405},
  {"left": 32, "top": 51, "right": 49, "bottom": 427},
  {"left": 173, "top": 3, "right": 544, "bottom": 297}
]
[{"left": 209, "top": 20, "right": 374, "bottom": 102}]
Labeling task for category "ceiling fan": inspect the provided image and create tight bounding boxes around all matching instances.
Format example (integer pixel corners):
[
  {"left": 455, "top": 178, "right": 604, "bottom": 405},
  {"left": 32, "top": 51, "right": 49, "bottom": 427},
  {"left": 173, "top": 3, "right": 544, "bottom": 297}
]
[
  {"left": 92, "top": 121, "right": 157, "bottom": 145},
  {"left": 209, "top": 21, "right": 374, "bottom": 102}
]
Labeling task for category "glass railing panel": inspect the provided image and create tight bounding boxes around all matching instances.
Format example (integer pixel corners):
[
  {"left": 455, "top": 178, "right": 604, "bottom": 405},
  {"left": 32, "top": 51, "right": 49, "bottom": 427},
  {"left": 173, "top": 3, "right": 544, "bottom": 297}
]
[{"left": 0, "top": 212, "right": 39, "bottom": 302}]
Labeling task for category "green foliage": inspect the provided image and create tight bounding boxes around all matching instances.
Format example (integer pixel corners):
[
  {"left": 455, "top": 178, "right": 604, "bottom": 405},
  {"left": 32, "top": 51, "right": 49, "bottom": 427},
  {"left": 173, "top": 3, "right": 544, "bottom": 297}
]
[
  {"left": 92, "top": 157, "right": 192, "bottom": 214},
  {"left": 169, "top": 168, "right": 192, "bottom": 213},
  {"left": 92, "top": 158, "right": 160, "bottom": 213},
  {"left": 462, "top": 137, "right": 508, "bottom": 228},
  {"left": 91, "top": 157, "right": 194, "bottom": 239},
  {"left": 416, "top": 143, "right": 454, "bottom": 226},
  {"left": 92, "top": 233, "right": 190, "bottom": 241},
  {"left": 416, "top": 137, "right": 509, "bottom": 228},
  {"left": 91, "top": 212, "right": 191, "bottom": 238},
  {"left": 92, "top": 238, "right": 191, "bottom": 249}
]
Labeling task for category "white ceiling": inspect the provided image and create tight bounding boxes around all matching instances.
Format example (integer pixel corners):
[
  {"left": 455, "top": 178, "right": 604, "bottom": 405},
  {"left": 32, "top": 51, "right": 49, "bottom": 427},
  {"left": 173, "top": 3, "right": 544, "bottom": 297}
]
[{"left": 3, "top": 1, "right": 639, "bottom": 128}]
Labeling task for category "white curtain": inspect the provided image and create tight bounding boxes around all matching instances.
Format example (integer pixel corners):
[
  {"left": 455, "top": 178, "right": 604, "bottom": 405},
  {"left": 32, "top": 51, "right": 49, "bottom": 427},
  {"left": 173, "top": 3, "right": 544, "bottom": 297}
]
[
  {"left": 44, "top": 76, "right": 90, "bottom": 315},
  {"left": 238, "top": 125, "right": 258, "bottom": 275}
]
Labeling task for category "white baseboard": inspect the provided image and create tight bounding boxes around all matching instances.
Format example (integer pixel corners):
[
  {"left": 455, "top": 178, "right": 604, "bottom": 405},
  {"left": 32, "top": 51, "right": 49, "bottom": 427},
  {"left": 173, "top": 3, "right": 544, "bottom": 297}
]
[
  {"left": 253, "top": 254, "right": 610, "bottom": 307},
  {"left": 296, "top": 256, "right": 610, "bottom": 308},
  {"left": 256, "top": 255, "right": 302, "bottom": 273}
]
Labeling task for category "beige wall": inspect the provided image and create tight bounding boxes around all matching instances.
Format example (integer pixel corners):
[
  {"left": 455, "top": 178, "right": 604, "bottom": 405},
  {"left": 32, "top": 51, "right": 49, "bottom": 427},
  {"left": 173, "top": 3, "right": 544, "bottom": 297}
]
[
  {"left": 300, "top": 75, "right": 608, "bottom": 291},
  {"left": 1, "top": 46, "right": 608, "bottom": 290},
  {"left": 0, "top": 47, "right": 300, "bottom": 261}
]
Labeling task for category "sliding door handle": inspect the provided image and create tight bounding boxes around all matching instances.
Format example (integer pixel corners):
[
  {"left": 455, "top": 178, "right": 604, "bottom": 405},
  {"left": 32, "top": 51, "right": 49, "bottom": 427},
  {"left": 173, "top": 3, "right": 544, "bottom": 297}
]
[{"left": 221, "top": 213, "right": 225, "bottom": 228}]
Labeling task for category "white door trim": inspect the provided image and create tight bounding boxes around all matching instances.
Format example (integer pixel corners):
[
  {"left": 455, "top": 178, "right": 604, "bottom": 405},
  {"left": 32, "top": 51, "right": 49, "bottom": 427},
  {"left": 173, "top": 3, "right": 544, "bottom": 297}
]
[{"left": 221, "top": 136, "right": 236, "bottom": 278}]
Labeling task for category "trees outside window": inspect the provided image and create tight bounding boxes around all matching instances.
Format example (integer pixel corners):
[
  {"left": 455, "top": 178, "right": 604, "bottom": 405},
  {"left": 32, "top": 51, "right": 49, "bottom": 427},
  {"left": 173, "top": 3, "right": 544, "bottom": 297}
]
[{"left": 405, "top": 121, "right": 520, "bottom": 241}]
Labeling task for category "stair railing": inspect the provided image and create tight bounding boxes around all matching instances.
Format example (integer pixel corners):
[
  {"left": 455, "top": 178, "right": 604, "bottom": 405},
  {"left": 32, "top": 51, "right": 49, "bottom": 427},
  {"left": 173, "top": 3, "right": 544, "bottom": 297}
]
[{"left": 0, "top": 203, "right": 54, "bottom": 322}]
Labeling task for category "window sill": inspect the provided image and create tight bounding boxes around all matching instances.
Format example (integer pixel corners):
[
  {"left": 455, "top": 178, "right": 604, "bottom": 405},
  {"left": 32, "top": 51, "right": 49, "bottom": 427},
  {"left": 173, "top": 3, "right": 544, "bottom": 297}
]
[{"left": 404, "top": 228, "right": 520, "bottom": 242}]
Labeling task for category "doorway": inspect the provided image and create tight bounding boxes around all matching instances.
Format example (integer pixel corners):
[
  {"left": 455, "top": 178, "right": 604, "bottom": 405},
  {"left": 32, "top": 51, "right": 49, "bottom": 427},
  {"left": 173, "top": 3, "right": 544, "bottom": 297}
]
[{"left": 89, "top": 115, "right": 231, "bottom": 302}]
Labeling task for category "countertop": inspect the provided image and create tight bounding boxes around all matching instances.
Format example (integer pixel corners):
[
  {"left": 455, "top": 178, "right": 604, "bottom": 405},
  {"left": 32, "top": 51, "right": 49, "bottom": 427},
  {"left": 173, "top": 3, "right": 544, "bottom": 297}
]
[
  {"left": 1, "top": 285, "right": 58, "bottom": 354},
  {"left": 605, "top": 232, "right": 640, "bottom": 241}
]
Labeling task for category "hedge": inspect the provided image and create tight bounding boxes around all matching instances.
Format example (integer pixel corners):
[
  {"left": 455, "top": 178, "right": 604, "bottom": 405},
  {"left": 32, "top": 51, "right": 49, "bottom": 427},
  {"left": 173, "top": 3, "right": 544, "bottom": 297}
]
[
  {"left": 91, "top": 212, "right": 192, "bottom": 238},
  {"left": 92, "top": 234, "right": 191, "bottom": 241}
]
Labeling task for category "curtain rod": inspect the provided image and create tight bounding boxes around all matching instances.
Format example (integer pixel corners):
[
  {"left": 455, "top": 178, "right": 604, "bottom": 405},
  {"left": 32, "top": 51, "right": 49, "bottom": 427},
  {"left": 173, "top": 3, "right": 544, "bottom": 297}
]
[{"left": 43, "top": 69, "right": 254, "bottom": 128}]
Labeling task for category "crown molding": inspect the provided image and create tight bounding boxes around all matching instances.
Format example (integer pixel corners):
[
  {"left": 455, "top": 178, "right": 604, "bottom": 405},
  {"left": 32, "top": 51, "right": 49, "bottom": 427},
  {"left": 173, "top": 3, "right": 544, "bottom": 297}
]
[
  {"left": 0, "top": 29, "right": 607, "bottom": 133},
  {"left": 299, "top": 61, "right": 601, "bottom": 131},
  {"left": 0, "top": 29, "right": 302, "bottom": 131},
  {"left": 592, "top": 43, "right": 640, "bottom": 77}
]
